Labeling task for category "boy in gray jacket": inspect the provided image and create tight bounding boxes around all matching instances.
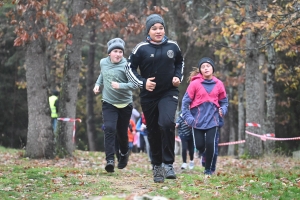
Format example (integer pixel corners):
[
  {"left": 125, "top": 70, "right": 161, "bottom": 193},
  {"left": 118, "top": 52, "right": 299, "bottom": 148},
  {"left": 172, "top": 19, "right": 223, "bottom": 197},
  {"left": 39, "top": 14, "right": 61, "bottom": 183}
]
[{"left": 93, "top": 38, "right": 136, "bottom": 173}]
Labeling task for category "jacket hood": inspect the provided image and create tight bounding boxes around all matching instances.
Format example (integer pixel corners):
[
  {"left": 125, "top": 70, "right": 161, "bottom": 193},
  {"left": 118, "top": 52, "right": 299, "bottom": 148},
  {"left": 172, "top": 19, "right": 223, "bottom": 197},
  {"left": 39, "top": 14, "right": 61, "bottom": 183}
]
[
  {"left": 104, "top": 56, "right": 127, "bottom": 65},
  {"left": 146, "top": 35, "right": 169, "bottom": 46},
  {"left": 191, "top": 73, "right": 203, "bottom": 81},
  {"left": 191, "top": 73, "right": 217, "bottom": 84}
]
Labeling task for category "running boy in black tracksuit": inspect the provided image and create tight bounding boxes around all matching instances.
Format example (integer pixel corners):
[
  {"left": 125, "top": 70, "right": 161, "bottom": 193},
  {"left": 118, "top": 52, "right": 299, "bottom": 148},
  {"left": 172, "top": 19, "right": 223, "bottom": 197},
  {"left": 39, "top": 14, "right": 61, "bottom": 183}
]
[{"left": 125, "top": 14, "right": 184, "bottom": 183}]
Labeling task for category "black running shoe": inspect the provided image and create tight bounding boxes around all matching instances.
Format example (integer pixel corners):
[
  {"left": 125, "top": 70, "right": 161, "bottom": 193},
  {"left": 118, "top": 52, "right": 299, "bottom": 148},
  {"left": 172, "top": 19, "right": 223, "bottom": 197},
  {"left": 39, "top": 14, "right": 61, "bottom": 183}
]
[
  {"left": 105, "top": 160, "right": 115, "bottom": 172},
  {"left": 117, "top": 152, "right": 129, "bottom": 169},
  {"left": 164, "top": 164, "right": 176, "bottom": 179},
  {"left": 153, "top": 165, "right": 165, "bottom": 183}
]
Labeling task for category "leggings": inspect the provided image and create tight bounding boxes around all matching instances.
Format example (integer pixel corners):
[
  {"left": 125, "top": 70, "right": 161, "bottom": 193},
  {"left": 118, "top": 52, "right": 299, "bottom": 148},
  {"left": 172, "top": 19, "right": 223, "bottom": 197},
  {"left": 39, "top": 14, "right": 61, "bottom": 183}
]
[
  {"left": 179, "top": 134, "right": 194, "bottom": 163},
  {"left": 192, "top": 127, "right": 218, "bottom": 172}
]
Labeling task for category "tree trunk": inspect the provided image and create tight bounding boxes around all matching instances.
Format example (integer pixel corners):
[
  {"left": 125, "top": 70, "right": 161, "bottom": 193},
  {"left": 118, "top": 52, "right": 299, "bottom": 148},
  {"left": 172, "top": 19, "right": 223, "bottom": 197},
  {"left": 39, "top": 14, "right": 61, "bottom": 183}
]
[
  {"left": 264, "top": 43, "right": 276, "bottom": 153},
  {"left": 162, "top": 0, "right": 178, "bottom": 41},
  {"left": 46, "top": 48, "right": 57, "bottom": 91},
  {"left": 259, "top": 0, "right": 275, "bottom": 154},
  {"left": 258, "top": 54, "right": 265, "bottom": 121},
  {"left": 227, "top": 87, "right": 235, "bottom": 156},
  {"left": 238, "top": 77, "right": 245, "bottom": 156},
  {"left": 245, "top": 0, "right": 263, "bottom": 157},
  {"left": 24, "top": 5, "right": 54, "bottom": 158},
  {"left": 166, "top": 0, "right": 185, "bottom": 110},
  {"left": 45, "top": 0, "right": 58, "bottom": 91},
  {"left": 139, "top": 0, "right": 146, "bottom": 13},
  {"left": 86, "top": 24, "right": 96, "bottom": 151},
  {"left": 219, "top": 112, "right": 230, "bottom": 156},
  {"left": 56, "top": 0, "right": 85, "bottom": 156}
]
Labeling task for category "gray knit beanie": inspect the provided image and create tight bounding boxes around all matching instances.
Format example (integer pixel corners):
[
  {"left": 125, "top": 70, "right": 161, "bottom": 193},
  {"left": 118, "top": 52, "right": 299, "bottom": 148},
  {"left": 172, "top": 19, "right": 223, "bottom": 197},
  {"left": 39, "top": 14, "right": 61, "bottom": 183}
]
[
  {"left": 146, "top": 14, "right": 165, "bottom": 34},
  {"left": 107, "top": 38, "right": 125, "bottom": 54},
  {"left": 198, "top": 57, "right": 215, "bottom": 73}
]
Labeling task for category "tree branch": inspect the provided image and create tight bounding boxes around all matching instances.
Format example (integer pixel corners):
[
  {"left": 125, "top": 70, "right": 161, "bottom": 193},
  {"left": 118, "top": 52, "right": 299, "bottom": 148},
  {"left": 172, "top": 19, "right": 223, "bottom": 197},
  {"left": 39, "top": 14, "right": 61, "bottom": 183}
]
[{"left": 82, "top": 39, "right": 106, "bottom": 47}]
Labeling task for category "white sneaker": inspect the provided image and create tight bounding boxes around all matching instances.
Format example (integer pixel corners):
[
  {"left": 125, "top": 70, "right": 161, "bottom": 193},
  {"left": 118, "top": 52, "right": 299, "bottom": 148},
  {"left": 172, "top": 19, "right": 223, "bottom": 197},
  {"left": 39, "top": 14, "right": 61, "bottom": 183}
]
[
  {"left": 181, "top": 163, "right": 187, "bottom": 169},
  {"left": 189, "top": 160, "right": 194, "bottom": 169}
]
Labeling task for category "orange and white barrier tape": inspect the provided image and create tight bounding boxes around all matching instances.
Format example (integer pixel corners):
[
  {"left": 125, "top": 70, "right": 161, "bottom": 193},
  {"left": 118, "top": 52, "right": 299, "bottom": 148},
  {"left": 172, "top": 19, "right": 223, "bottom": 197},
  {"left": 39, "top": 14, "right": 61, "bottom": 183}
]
[
  {"left": 245, "top": 123, "right": 261, "bottom": 127},
  {"left": 246, "top": 131, "right": 300, "bottom": 141},
  {"left": 175, "top": 122, "right": 299, "bottom": 146},
  {"left": 219, "top": 132, "right": 298, "bottom": 145},
  {"left": 265, "top": 133, "right": 275, "bottom": 137},
  {"left": 58, "top": 118, "right": 82, "bottom": 122},
  {"left": 57, "top": 118, "right": 82, "bottom": 143},
  {"left": 218, "top": 140, "right": 245, "bottom": 146}
]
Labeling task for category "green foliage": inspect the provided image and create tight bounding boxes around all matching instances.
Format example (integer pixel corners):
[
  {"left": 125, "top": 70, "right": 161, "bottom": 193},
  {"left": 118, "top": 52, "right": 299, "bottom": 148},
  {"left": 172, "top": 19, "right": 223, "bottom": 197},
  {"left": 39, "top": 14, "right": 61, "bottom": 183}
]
[
  {"left": 54, "top": 126, "right": 62, "bottom": 158},
  {"left": 0, "top": 4, "right": 27, "bottom": 148},
  {"left": 76, "top": 83, "right": 105, "bottom": 151},
  {"left": 55, "top": 146, "right": 69, "bottom": 158},
  {"left": 240, "top": 151, "right": 251, "bottom": 160}
]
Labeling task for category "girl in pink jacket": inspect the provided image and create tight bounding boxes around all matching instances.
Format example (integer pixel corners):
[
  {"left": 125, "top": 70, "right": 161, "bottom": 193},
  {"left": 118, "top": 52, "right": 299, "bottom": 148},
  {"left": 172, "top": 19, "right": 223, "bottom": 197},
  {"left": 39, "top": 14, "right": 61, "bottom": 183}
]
[{"left": 181, "top": 57, "right": 228, "bottom": 176}]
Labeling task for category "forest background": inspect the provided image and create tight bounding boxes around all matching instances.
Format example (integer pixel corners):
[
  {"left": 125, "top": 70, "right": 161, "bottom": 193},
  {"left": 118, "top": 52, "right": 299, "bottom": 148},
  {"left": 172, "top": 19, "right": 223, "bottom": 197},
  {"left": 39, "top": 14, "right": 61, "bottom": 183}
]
[{"left": 0, "top": 0, "right": 299, "bottom": 158}]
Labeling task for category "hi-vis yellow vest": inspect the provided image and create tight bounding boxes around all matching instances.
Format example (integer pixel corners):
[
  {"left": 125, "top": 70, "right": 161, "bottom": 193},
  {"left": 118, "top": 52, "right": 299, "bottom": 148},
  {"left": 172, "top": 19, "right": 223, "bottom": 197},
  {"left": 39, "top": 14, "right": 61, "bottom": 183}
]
[{"left": 49, "top": 95, "right": 58, "bottom": 118}]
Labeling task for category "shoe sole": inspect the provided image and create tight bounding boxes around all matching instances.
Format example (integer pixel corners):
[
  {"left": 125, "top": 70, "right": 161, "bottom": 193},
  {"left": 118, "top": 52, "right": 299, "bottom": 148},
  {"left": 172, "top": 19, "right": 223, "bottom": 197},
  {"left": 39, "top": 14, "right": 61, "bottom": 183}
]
[
  {"left": 117, "top": 155, "right": 128, "bottom": 169},
  {"left": 105, "top": 165, "right": 114, "bottom": 172},
  {"left": 154, "top": 179, "right": 165, "bottom": 183},
  {"left": 165, "top": 175, "right": 176, "bottom": 179},
  {"left": 117, "top": 164, "right": 127, "bottom": 169}
]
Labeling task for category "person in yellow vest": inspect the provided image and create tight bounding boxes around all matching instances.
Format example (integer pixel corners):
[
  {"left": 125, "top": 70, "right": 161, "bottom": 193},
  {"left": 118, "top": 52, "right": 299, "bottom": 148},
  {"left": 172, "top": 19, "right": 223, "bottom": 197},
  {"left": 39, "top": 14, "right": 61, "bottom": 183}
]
[{"left": 49, "top": 90, "right": 59, "bottom": 132}]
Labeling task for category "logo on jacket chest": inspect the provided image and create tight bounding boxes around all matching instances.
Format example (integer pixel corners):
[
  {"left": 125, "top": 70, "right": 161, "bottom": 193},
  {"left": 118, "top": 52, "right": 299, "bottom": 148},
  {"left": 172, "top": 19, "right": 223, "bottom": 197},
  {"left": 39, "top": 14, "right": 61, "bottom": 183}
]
[{"left": 167, "top": 50, "right": 174, "bottom": 58}]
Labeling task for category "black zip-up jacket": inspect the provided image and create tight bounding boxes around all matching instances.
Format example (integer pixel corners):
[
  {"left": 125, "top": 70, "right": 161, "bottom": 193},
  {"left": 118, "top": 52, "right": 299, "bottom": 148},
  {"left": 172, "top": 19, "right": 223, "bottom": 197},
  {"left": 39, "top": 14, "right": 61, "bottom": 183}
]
[
  {"left": 176, "top": 115, "right": 192, "bottom": 137},
  {"left": 125, "top": 38, "right": 184, "bottom": 101}
]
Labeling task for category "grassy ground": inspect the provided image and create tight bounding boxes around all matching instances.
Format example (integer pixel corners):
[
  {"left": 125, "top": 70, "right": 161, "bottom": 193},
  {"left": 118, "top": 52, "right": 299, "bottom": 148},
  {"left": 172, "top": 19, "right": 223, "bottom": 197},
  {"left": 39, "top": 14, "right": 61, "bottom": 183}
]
[{"left": 0, "top": 146, "right": 299, "bottom": 200}]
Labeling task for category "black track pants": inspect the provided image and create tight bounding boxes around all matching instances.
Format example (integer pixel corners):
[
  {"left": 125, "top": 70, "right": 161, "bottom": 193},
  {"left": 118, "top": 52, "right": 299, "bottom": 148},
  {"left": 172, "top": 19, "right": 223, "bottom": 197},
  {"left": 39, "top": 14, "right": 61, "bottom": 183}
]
[
  {"left": 102, "top": 101, "right": 132, "bottom": 161},
  {"left": 141, "top": 95, "right": 178, "bottom": 165}
]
